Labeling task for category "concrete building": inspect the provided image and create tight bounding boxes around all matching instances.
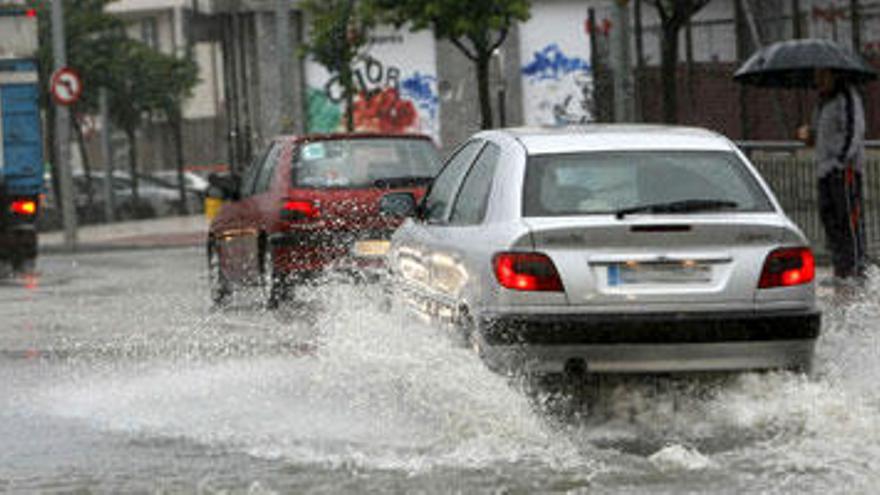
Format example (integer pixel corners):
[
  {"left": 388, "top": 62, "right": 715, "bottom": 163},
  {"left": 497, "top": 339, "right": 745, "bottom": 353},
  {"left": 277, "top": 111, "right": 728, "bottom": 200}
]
[
  {"left": 118, "top": 0, "right": 880, "bottom": 172},
  {"left": 203, "top": 0, "right": 601, "bottom": 169},
  {"left": 103, "top": 0, "right": 228, "bottom": 173}
]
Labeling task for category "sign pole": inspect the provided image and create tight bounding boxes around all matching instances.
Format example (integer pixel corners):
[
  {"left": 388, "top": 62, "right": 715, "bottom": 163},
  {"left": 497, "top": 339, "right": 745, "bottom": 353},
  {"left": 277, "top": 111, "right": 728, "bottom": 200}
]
[{"left": 51, "top": 0, "right": 77, "bottom": 248}]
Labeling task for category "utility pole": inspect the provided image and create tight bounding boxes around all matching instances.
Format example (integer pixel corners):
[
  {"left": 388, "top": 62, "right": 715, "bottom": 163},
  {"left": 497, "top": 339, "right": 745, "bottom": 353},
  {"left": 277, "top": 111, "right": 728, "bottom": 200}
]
[
  {"left": 51, "top": 0, "right": 77, "bottom": 248},
  {"left": 275, "top": 0, "right": 293, "bottom": 134},
  {"left": 611, "top": 0, "right": 634, "bottom": 122},
  {"left": 99, "top": 88, "right": 114, "bottom": 223}
]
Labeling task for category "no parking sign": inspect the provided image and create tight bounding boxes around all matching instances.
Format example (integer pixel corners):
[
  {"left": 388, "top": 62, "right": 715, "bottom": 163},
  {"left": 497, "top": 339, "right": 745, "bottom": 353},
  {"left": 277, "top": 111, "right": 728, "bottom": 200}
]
[{"left": 49, "top": 67, "right": 82, "bottom": 106}]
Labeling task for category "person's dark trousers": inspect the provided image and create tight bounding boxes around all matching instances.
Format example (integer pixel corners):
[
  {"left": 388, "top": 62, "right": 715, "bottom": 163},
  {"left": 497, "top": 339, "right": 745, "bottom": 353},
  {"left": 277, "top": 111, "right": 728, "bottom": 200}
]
[{"left": 818, "top": 165, "right": 866, "bottom": 279}]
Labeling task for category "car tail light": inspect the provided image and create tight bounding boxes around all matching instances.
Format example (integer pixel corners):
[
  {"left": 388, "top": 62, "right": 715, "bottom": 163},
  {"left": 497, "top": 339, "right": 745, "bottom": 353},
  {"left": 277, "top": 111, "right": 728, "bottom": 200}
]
[
  {"left": 758, "top": 247, "right": 815, "bottom": 288},
  {"left": 493, "top": 252, "right": 564, "bottom": 292},
  {"left": 281, "top": 200, "right": 319, "bottom": 221},
  {"left": 10, "top": 200, "right": 37, "bottom": 216}
]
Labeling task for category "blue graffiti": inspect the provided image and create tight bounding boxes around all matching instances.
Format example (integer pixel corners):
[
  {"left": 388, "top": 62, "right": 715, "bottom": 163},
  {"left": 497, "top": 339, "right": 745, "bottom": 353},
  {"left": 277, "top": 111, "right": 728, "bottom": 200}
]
[
  {"left": 401, "top": 72, "right": 439, "bottom": 118},
  {"left": 521, "top": 43, "right": 590, "bottom": 81}
]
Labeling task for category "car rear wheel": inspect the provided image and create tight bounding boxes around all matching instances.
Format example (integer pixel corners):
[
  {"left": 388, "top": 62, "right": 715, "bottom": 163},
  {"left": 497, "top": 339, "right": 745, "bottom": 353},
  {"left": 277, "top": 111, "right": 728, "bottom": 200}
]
[
  {"left": 259, "top": 244, "right": 285, "bottom": 309},
  {"left": 208, "top": 242, "right": 231, "bottom": 307}
]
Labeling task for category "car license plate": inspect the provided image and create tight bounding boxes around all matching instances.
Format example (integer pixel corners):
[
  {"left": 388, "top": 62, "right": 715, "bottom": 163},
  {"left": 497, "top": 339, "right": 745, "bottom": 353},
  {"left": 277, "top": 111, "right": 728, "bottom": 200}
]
[
  {"left": 608, "top": 262, "right": 712, "bottom": 286},
  {"left": 353, "top": 239, "right": 391, "bottom": 257}
]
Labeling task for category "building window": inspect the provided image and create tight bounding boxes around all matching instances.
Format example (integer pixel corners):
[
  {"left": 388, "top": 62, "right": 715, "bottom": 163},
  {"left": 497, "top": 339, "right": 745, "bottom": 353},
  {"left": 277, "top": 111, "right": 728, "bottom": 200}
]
[{"left": 141, "top": 17, "right": 158, "bottom": 49}]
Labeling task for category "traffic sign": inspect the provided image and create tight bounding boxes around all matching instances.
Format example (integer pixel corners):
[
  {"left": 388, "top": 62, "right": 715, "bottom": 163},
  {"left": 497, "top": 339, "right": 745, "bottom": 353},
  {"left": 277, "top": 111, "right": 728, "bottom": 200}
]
[{"left": 50, "top": 67, "right": 83, "bottom": 106}]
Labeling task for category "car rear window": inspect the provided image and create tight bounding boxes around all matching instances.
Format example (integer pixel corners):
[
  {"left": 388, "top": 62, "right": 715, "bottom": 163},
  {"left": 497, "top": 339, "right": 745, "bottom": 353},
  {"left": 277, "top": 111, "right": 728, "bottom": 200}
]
[
  {"left": 292, "top": 138, "right": 441, "bottom": 188},
  {"left": 523, "top": 150, "right": 774, "bottom": 217}
]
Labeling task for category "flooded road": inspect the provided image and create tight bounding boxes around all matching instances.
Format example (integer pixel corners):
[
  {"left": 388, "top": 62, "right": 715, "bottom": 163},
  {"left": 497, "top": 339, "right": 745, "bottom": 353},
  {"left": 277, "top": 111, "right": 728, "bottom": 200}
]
[{"left": 1, "top": 248, "right": 878, "bottom": 493}]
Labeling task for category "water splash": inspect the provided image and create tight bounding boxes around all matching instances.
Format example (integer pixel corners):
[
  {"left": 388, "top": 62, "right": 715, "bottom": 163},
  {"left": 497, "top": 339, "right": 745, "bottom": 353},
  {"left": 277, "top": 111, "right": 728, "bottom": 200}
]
[{"left": 35, "top": 281, "right": 592, "bottom": 475}]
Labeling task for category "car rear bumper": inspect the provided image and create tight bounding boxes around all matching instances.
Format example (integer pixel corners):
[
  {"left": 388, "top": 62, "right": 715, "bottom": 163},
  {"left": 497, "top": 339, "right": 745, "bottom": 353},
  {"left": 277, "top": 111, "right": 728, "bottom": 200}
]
[
  {"left": 269, "top": 231, "right": 389, "bottom": 274},
  {"left": 475, "top": 310, "right": 820, "bottom": 374}
]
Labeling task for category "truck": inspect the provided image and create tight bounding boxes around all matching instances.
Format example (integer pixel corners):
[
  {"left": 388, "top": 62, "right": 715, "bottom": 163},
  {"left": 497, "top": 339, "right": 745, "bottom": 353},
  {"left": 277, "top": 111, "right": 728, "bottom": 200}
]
[{"left": 0, "top": 7, "right": 42, "bottom": 273}]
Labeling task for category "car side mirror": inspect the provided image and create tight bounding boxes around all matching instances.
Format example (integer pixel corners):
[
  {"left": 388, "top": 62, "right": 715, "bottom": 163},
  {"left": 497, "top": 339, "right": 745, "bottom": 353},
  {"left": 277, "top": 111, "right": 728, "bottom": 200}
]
[
  {"left": 207, "top": 173, "right": 240, "bottom": 201},
  {"left": 379, "top": 192, "right": 417, "bottom": 218}
]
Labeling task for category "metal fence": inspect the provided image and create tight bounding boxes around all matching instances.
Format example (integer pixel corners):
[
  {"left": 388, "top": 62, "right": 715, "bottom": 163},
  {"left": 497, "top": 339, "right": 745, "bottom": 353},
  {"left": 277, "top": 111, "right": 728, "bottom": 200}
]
[{"left": 742, "top": 141, "right": 880, "bottom": 261}]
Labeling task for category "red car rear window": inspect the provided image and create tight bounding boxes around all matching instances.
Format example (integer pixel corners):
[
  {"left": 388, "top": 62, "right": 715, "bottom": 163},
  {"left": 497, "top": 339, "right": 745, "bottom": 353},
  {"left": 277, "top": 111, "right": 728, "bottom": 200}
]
[{"left": 292, "top": 138, "right": 441, "bottom": 188}]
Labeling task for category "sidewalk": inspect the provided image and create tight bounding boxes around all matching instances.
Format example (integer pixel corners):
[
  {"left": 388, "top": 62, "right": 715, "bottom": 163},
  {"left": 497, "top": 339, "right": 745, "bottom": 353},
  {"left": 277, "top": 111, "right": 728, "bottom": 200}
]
[{"left": 39, "top": 215, "right": 208, "bottom": 253}]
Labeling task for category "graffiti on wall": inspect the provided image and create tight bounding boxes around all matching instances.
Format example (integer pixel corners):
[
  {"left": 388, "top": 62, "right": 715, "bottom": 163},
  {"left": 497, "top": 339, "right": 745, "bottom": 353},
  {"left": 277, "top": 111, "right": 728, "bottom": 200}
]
[
  {"left": 521, "top": 43, "right": 593, "bottom": 125},
  {"left": 307, "top": 55, "right": 439, "bottom": 136}
]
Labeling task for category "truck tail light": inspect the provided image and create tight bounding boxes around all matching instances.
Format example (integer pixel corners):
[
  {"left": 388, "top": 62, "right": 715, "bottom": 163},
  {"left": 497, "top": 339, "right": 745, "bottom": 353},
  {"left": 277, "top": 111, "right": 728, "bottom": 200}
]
[
  {"left": 10, "top": 200, "right": 37, "bottom": 216},
  {"left": 758, "top": 247, "right": 815, "bottom": 288},
  {"left": 281, "top": 200, "right": 319, "bottom": 221},
  {"left": 493, "top": 252, "right": 564, "bottom": 292}
]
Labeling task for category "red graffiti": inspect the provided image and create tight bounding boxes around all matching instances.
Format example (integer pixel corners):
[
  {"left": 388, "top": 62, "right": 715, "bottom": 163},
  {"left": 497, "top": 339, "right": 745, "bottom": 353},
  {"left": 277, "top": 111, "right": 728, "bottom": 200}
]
[{"left": 353, "top": 87, "right": 418, "bottom": 133}]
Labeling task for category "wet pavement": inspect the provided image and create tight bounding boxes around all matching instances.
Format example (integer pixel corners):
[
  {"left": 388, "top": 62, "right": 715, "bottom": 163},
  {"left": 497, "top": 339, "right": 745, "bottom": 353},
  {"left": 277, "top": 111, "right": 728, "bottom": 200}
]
[{"left": 1, "top": 247, "right": 879, "bottom": 493}]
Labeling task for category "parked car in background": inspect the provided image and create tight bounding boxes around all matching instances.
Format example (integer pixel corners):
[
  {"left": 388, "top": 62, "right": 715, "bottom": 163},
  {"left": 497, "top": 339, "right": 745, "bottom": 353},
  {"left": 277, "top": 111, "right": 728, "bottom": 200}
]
[
  {"left": 383, "top": 125, "right": 821, "bottom": 376},
  {"left": 39, "top": 171, "right": 203, "bottom": 228},
  {"left": 207, "top": 133, "right": 441, "bottom": 308},
  {"left": 152, "top": 170, "right": 210, "bottom": 197}
]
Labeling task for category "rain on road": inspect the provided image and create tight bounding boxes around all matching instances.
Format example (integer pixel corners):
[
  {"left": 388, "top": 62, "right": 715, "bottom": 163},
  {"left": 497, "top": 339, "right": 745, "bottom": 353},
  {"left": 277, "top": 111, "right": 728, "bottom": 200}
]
[{"left": 1, "top": 247, "right": 879, "bottom": 493}]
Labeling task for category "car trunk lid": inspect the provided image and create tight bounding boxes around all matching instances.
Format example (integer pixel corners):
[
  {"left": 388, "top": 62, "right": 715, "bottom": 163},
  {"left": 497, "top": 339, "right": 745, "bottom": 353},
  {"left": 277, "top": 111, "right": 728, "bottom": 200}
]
[{"left": 523, "top": 215, "right": 785, "bottom": 309}]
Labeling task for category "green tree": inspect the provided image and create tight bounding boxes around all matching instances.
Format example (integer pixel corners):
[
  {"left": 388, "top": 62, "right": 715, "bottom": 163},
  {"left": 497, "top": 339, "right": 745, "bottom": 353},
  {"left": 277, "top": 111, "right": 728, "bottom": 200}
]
[
  {"left": 301, "top": 0, "right": 374, "bottom": 131},
  {"left": 104, "top": 40, "right": 198, "bottom": 209},
  {"left": 30, "top": 0, "right": 127, "bottom": 209},
  {"left": 373, "top": 0, "right": 531, "bottom": 129},
  {"left": 646, "top": 0, "right": 712, "bottom": 123},
  {"left": 146, "top": 52, "right": 199, "bottom": 215},
  {"left": 30, "top": 0, "right": 198, "bottom": 217}
]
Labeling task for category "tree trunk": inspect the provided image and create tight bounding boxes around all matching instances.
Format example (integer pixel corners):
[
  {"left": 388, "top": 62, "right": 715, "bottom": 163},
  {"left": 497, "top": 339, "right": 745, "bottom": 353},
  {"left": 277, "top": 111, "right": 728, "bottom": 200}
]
[
  {"left": 634, "top": 0, "right": 646, "bottom": 122},
  {"left": 660, "top": 24, "right": 680, "bottom": 123},
  {"left": 851, "top": 0, "right": 861, "bottom": 52},
  {"left": 476, "top": 54, "right": 493, "bottom": 130},
  {"left": 344, "top": 66, "right": 355, "bottom": 132},
  {"left": 125, "top": 126, "right": 139, "bottom": 203},
  {"left": 70, "top": 113, "right": 95, "bottom": 210},
  {"left": 172, "top": 112, "right": 189, "bottom": 216}
]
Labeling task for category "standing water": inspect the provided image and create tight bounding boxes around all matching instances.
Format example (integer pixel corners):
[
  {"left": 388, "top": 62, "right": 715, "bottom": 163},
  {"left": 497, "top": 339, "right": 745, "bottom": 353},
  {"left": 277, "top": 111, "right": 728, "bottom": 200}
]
[{"left": 1, "top": 249, "right": 878, "bottom": 493}]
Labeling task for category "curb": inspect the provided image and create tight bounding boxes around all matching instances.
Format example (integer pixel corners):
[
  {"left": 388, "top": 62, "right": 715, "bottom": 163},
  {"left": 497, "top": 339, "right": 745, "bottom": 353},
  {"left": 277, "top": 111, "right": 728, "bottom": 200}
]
[
  {"left": 38, "top": 231, "right": 207, "bottom": 255},
  {"left": 39, "top": 242, "right": 204, "bottom": 255}
]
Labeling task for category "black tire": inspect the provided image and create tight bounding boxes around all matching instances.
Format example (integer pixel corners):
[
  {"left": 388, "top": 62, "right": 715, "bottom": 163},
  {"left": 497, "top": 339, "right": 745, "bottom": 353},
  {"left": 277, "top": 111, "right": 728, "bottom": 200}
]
[
  {"left": 259, "top": 242, "right": 286, "bottom": 309},
  {"left": 12, "top": 257, "right": 36, "bottom": 276},
  {"left": 208, "top": 242, "right": 231, "bottom": 307}
]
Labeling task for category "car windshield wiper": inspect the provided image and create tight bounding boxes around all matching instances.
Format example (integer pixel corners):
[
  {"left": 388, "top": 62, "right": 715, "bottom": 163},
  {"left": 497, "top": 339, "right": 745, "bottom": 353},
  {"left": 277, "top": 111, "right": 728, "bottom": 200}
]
[
  {"left": 614, "top": 199, "right": 740, "bottom": 220},
  {"left": 372, "top": 176, "right": 433, "bottom": 188}
]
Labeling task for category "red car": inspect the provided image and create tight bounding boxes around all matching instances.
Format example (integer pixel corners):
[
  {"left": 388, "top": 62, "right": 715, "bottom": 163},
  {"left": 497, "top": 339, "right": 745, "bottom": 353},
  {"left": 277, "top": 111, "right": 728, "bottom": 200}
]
[{"left": 207, "top": 133, "right": 441, "bottom": 307}]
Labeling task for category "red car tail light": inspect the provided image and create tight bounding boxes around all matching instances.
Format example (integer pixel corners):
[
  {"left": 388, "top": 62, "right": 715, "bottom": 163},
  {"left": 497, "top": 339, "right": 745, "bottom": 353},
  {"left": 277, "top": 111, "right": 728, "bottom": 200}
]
[
  {"left": 758, "top": 247, "right": 815, "bottom": 288},
  {"left": 10, "top": 200, "right": 37, "bottom": 216},
  {"left": 281, "top": 200, "right": 319, "bottom": 221},
  {"left": 493, "top": 252, "right": 564, "bottom": 292}
]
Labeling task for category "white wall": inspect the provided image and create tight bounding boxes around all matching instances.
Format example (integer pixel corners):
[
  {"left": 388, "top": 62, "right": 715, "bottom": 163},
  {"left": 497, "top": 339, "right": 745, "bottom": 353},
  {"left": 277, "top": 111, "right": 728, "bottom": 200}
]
[
  {"left": 184, "top": 41, "right": 223, "bottom": 119},
  {"left": 519, "top": 0, "right": 593, "bottom": 126},
  {"left": 106, "top": 0, "right": 187, "bottom": 13},
  {"left": 304, "top": 24, "right": 440, "bottom": 141}
]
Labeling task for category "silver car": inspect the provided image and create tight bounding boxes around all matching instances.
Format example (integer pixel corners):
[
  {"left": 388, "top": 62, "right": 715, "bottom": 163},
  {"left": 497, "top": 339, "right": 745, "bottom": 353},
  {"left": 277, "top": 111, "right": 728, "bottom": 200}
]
[{"left": 383, "top": 125, "right": 820, "bottom": 375}]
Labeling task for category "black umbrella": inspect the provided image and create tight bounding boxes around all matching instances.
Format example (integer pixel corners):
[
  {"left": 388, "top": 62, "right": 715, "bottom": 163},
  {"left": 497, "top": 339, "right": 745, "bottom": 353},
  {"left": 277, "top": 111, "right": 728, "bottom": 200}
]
[{"left": 733, "top": 38, "right": 877, "bottom": 88}]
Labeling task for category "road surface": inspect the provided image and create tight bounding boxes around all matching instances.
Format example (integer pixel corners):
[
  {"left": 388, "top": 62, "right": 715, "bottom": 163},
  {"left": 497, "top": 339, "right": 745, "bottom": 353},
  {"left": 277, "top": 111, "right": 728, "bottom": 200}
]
[{"left": 1, "top": 248, "right": 878, "bottom": 493}]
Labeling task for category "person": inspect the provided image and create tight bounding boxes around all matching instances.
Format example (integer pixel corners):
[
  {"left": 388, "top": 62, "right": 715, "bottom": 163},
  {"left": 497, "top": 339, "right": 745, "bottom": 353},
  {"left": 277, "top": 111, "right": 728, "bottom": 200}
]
[{"left": 797, "top": 68, "right": 867, "bottom": 287}]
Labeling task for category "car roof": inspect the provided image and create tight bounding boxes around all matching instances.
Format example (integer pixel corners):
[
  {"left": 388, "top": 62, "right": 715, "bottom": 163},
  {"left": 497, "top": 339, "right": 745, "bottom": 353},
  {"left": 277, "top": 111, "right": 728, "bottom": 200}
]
[
  {"left": 273, "top": 132, "right": 435, "bottom": 145},
  {"left": 495, "top": 125, "right": 737, "bottom": 155}
]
